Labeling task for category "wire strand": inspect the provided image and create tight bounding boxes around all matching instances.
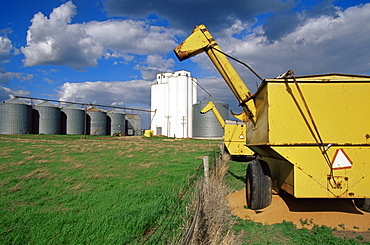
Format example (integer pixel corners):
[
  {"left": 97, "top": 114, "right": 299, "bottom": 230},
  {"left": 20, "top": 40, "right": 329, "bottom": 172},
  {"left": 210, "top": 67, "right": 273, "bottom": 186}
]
[{"left": 210, "top": 47, "right": 263, "bottom": 82}]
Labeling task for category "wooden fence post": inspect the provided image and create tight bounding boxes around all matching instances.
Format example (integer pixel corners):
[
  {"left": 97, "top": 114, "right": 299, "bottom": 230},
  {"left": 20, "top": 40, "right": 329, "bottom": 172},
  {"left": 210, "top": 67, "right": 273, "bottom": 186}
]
[{"left": 203, "top": 156, "right": 209, "bottom": 190}]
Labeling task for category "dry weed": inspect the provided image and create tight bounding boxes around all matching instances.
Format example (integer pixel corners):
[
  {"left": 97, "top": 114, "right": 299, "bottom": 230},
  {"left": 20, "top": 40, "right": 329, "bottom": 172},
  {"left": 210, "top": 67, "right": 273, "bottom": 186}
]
[
  {"left": 139, "top": 162, "right": 156, "bottom": 168},
  {"left": 19, "top": 168, "right": 56, "bottom": 180},
  {"left": 0, "top": 164, "right": 7, "bottom": 172},
  {"left": 189, "top": 152, "right": 243, "bottom": 245},
  {"left": 0, "top": 148, "right": 15, "bottom": 157},
  {"left": 10, "top": 161, "right": 25, "bottom": 166},
  {"left": 69, "top": 182, "right": 91, "bottom": 193},
  {"left": 8, "top": 183, "right": 23, "bottom": 193},
  {"left": 214, "top": 153, "right": 230, "bottom": 179}
]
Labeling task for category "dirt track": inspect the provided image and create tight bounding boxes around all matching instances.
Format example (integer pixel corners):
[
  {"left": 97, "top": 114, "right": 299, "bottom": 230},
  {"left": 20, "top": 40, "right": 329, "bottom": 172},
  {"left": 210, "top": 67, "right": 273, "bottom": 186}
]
[{"left": 227, "top": 188, "right": 370, "bottom": 232}]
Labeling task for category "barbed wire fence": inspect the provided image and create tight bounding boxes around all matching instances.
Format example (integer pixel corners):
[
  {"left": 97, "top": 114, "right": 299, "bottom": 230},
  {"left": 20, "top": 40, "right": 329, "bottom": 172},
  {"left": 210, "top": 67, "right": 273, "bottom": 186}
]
[
  {"left": 140, "top": 153, "right": 211, "bottom": 244},
  {"left": 141, "top": 146, "right": 241, "bottom": 245}
]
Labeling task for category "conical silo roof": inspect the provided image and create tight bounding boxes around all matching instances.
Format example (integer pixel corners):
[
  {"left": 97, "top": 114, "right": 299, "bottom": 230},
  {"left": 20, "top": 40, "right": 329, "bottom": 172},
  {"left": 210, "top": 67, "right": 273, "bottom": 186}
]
[
  {"left": 35, "top": 101, "right": 59, "bottom": 108},
  {"left": 62, "top": 104, "right": 82, "bottom": 110},
  {"left": 3, "top": 97, "right": 29, "bottom": 105}
]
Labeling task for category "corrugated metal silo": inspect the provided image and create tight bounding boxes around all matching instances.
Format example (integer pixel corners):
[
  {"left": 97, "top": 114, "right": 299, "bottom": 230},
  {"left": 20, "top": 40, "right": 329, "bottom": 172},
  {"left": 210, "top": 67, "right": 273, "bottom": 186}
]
[
  {"left": 192, "top": 97, "right": 229, "bottom": 139},
  {"left": 33, "top": 101, "right": 61, "bottom": 134},
  {"left": 0, "top": 98, "right": 32, "bottom": 134},
  {"left": 107, "top": 109, "right": 125, "bottom": 135},
  {"left": 125, "top": 114, "right": 141, "bottom": 136},
  {"left": 86, "top": 107, "right": 107, "bottom": 135},
  {"left": 61, "top": 104, "right": 85, "bottom": 135}
]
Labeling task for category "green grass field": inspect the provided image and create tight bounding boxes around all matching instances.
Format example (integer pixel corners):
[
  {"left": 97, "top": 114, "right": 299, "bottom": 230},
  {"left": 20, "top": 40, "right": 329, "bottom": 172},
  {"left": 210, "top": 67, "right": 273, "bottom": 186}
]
[
  {"left": 1, "top": 135, "right": 368, "bottom": 244},
  {"left": 0, "top": 135, "right": 218, "bottom": 244}
]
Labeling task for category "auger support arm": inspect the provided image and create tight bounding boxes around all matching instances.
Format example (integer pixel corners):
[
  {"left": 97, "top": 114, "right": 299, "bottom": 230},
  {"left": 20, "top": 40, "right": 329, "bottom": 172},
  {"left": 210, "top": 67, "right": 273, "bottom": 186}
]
[
  {"left": 200, "top": 101, "right": 226, "bottom": 128},
  {"left": 174, "top": 25, "right": 256, "bottom": 123}
]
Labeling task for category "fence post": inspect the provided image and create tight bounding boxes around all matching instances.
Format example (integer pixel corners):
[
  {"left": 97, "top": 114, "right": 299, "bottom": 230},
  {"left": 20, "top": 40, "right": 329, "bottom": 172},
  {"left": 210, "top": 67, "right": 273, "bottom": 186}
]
[{"left": 203, "top": 156, "right": 209, "bottom": 190}]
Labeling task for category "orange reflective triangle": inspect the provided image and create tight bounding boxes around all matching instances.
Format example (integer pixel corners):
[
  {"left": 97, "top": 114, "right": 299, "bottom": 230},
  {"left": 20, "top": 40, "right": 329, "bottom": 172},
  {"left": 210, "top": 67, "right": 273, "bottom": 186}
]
[{"left": 331, "top": 149, "right": 353, "bottom": 170}]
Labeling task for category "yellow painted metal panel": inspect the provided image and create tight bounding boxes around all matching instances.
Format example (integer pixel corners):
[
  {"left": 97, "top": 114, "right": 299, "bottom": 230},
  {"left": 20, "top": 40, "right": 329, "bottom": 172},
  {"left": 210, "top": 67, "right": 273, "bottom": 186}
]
[
  {"left": 246, "top": 85, "right": 269, "bottom": 144},
  {"left": 253, "top": 77, "right": 370, "bottom": 198},
  {"left": 271, "top": 146, "right": 370, "bottom": 198},
  {"left": 261, "top": 156, "right": 294, "bottom": 195},
  {"left": 267, "top": 80, "right": 370, "bottom": 145},
  {"left": 224, "top": 123, "right": 254, "bottom": 155}
]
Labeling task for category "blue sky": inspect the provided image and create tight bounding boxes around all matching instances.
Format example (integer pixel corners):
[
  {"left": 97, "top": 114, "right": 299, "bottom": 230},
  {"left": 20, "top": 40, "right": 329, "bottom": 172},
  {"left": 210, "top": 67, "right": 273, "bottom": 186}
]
[{"left": 1, "top": 0, "right": 370, "bottom": 127}]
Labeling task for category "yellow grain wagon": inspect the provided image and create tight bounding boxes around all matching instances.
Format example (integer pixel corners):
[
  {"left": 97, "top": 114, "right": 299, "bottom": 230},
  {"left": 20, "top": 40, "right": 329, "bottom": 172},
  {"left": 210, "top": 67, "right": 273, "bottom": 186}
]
[
  {"left": 175, "top": 24, "right": 370, "bottom": 211},
  {"left": 200, "top": 101, "right": 254, "bottom": 157}
]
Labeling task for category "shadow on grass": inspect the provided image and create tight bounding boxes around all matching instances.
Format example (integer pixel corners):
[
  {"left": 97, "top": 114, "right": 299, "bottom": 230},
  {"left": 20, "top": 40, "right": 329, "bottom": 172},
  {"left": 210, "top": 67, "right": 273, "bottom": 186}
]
[{"left": 228, "top": 170, "right": 246, "bottom": 184}]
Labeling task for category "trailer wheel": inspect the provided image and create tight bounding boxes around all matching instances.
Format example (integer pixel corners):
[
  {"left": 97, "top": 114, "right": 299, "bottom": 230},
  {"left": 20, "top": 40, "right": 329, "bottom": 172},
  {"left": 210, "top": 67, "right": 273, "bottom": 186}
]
[
  {"left": 354, "top": 198, "right": 370, "bottom": 212},
  {"left": 246, "top": 159, "right": 272, "bottom": 210}
]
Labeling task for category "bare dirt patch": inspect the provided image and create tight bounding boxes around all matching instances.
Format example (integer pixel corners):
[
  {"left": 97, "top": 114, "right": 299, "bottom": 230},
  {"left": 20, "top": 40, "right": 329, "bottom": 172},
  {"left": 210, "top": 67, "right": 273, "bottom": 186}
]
[{"left": 227, "top": 188, "right": 370, "bottom": 241}]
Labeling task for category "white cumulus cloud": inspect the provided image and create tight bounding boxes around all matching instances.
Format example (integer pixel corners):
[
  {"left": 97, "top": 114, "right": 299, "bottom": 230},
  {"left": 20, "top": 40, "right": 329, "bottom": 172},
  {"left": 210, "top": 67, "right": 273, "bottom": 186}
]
[
  {"left": 0, "top": 86, "right": 30, "bottom": 102},
  {"left": 135, "top": 55, "right": 175, "bottom": 80},
  {"left": 21, "top": 1, "right": 103, "bottom": 69},
  {"left": 0, "top": 69, "right": 33, "bottom": 85},
  {"left": 0, "top": 35, "right": 14, "bottom": 64},
  {"left": 58, "top": 80, "right": 153, "bottom": 108},
  {"left": 20, "top": 1, "right": 179, "bottom": 74},
  {"left": 85, "top": 20, "right": 180, "bottom": 55}
]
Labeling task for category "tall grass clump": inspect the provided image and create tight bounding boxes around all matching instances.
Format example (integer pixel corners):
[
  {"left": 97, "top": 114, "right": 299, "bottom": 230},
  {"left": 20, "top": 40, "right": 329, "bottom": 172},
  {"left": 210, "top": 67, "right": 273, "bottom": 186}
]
[{"left": 188, "top": 152, "right": 243, "bottom": 245}]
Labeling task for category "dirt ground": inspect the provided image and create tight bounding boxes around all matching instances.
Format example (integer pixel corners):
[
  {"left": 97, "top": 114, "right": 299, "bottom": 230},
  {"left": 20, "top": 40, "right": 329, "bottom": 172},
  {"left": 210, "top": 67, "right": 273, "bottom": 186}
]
[{"left": 227, "top": 188, "right": 370, "bottom": 241}]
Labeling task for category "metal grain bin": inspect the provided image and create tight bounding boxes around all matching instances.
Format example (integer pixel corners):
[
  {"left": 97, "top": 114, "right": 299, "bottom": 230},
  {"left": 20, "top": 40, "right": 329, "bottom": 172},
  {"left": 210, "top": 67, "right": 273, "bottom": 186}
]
[
  {"left": 192, "top": 97, "right": 229, "bottom": 138},
  {"left": 107, "top": 109, "right": 125, "bottom": 136},
  {"left": 61, "top": 104, "right": 85, "bottom": 135},
  {"left": 33, "top": 101, "right": 61, "bottom": 134},
  {"left": 125, "top": 114, "right": 141, "bottom": 136},
  {"left": 86, "top": 107, "right": 107, "bottom": 135},
  {"left": 0, "top": 98, "right": 32, "bottom": 134}
]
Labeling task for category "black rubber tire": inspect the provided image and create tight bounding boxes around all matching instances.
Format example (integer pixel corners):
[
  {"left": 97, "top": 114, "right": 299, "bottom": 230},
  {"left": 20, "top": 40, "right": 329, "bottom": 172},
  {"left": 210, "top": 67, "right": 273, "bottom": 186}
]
[
  {"left": 354, "top": 198, "right": 370, "bottom": 212},
  {"left": 246, "top": 159, "right": 272, "bottom": 210}
]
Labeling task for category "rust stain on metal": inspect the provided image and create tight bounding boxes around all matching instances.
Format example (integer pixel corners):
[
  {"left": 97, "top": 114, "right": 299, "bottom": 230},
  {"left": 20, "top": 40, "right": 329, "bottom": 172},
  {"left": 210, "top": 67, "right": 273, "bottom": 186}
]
[{"left": 174, "top": 50, "right": 188, "bottom": 61}]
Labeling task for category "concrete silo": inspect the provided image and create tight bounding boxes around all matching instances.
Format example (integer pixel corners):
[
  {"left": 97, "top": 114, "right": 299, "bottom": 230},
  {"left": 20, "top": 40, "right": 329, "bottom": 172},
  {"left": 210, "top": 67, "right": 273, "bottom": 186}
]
[
  {"left": 192, "top": 97, "right": 229, "bottom": 139},
  {"left": 33, "top": 101, "right": 61, "bottom": 135},
  {"left": 61, "top": 104, "right": 85, "bottom": 135},
  {"left": 0, "top": 98, "right": 32, "bottom": 134},
  {"left": 86, "top": 107, "right": 107, "bottom": 135},
  {"left": 151, "top": 70, "right": 197, "bottom": 138},
  {"left": 107, "top": 109, "right": 125, "bottom": 135}
]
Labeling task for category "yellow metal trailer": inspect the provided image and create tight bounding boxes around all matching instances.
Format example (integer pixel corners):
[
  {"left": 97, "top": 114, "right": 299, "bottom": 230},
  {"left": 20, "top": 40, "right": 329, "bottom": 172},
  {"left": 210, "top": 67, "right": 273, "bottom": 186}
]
[
  {"left": 175, "top": 24, "right": 370, "bottom": 211},
  {"left": 200, "top": 101, "right": 254, "bottom": 157}
]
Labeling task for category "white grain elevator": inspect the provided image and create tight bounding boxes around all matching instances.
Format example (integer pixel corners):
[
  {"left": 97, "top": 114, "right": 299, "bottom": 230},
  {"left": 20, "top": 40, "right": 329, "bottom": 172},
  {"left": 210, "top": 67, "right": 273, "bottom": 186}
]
[{"left": 151, "top": 70, "right": 197, "bottom": 138}]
